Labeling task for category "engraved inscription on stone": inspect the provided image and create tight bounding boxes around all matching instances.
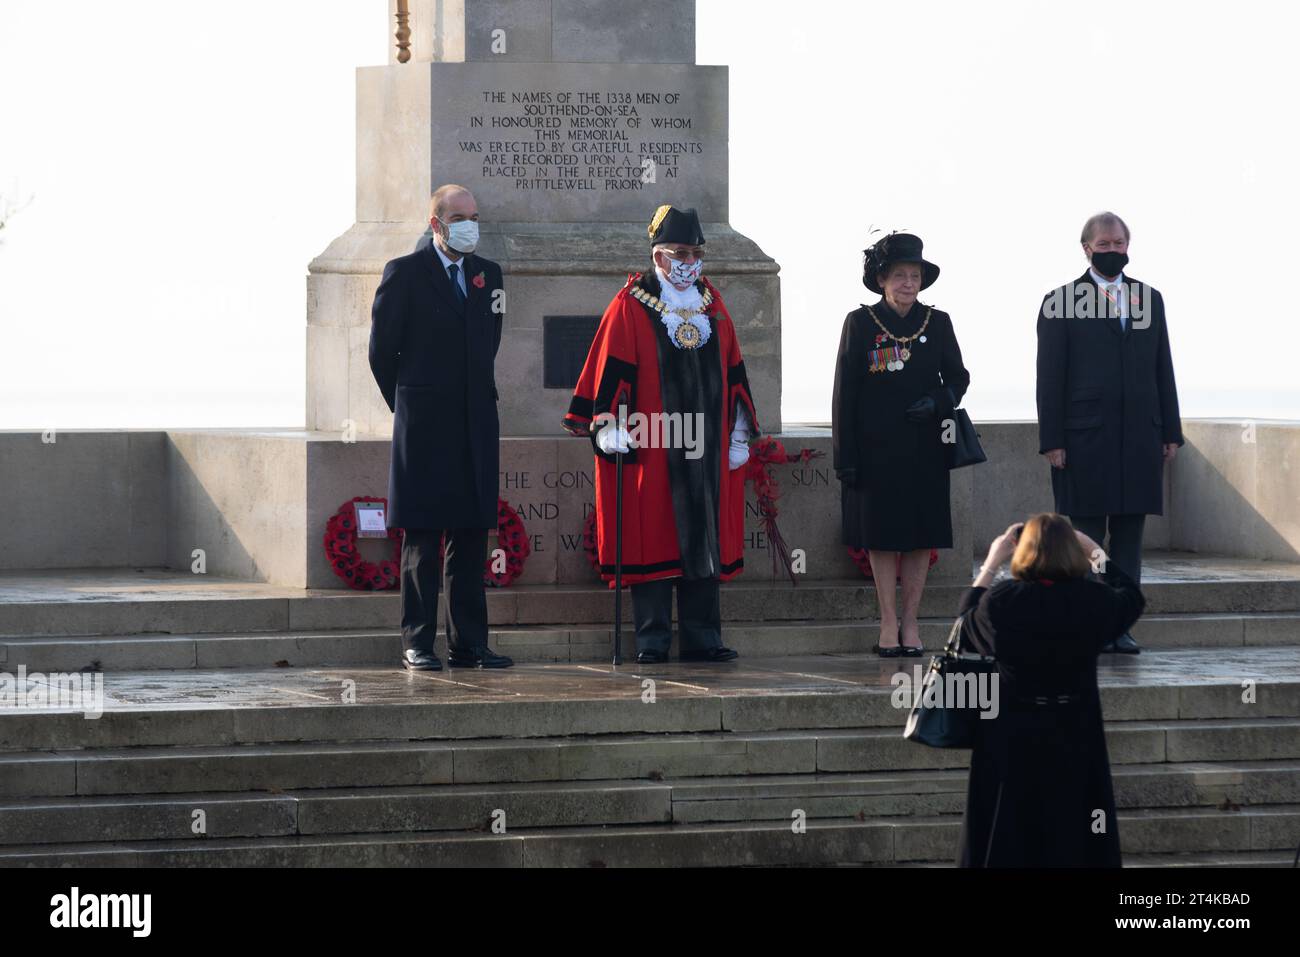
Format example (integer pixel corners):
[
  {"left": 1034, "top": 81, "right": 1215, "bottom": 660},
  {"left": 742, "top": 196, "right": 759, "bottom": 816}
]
[
  {"left": 469, "top": 88, "right": 698, "bottom": 192},
  {"left": 543, "top": 315, "right": 602, "bottom": 389},
  {"left": 427, "top": 63, "right": 727, "bottom": 221}
]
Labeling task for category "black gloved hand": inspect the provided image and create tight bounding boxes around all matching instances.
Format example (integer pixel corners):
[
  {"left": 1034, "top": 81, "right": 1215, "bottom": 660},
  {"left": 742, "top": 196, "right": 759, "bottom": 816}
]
[
  {"left": 836, "top": 467, "right": 861, "bottom": 489},
  {"left": 904, "top": 395, "right": 937, "bottom": 422}
]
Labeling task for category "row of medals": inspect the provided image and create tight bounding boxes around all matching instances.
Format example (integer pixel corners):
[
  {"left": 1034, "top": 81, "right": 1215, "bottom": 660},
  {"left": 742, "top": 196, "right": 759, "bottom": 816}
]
[{"left": 881, "top": 335, "right": 924, "bottom": 372}]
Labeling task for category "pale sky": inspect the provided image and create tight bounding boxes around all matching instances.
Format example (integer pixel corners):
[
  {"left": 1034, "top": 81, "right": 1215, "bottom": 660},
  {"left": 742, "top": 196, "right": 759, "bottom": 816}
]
[{"left": 2, "top": 0, "right": 1298, "bottom": 429}]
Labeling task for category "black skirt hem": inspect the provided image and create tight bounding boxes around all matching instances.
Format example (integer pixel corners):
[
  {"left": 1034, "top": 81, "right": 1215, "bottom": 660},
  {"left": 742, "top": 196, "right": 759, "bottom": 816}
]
[{"left": 843, "top": 539, "right": 952, "bottom": 552}]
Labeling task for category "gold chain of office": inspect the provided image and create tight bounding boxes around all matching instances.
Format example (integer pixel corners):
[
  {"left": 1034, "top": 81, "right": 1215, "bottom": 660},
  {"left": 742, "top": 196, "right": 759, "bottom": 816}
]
[
  {"left": 630, "top": 285, "right": 715, "bottom": 350},
  {"left": 630, "top": 284, "right": 714, "bottom": 321},
  {"left": 866, "top": 305, "right": 932, "bottom": 363}
]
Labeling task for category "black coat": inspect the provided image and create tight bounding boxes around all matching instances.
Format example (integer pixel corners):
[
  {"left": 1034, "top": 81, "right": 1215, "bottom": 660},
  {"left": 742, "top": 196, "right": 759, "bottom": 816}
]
[
  {"left": 368, "top": 245, "right": 503, "bottom": 530},
  {"left": 956, "top": 565, "right": 1145, "bottom": 867},
  {"left": 1036, "top": 272, "right": 1183, "bottom": 516},
  {"left": 832, "top": 301, "right": 970, "bottom": 550}
]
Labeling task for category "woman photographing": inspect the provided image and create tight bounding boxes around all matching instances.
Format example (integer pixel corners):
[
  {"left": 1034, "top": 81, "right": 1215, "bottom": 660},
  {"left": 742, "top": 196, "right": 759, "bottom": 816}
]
[{"left": 957, "top": 513, "right": 1146, "bottom": 867}]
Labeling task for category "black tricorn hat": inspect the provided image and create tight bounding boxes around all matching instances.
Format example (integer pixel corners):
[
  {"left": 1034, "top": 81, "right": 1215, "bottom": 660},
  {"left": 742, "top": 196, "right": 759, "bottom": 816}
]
[
  {"left": 648, "top": 205, "right": 706, "bottom": 246},
  {"left": 862, "top": 232, "right": 939, "bottom": 294}
]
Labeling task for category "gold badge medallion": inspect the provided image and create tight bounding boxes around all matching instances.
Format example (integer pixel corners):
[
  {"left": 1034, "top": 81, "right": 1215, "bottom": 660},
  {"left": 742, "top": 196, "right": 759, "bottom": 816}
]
[{"left": 673, "top": 321, "right": 702, "bottom": 349}]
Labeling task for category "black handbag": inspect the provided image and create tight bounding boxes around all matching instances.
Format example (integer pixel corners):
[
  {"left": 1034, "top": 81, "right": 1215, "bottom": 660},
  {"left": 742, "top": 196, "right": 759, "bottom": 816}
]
[
  {"left": 903, "top": 614, "right": 998, "bottom": 748},
  {"left": 947, "top": 407, "right": 987, "bottom": 470}
]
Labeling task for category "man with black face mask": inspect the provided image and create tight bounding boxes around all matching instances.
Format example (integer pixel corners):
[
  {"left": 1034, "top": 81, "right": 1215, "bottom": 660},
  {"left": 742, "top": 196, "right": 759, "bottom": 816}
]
[{"left": 1035, "top": 211, "right": 1183, "bottom": 653}]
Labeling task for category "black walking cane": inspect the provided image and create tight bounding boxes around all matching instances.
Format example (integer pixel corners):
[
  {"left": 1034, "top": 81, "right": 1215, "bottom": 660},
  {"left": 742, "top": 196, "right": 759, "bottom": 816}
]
[{"left": 612, "top": 397, "right": 628, "bottom": 666}]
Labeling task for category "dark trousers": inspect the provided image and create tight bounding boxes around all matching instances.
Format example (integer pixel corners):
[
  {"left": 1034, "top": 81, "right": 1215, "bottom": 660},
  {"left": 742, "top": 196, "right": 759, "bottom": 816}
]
[
  {"left": 400, "top": 528, "right": 488, "bottom": 655},
  {"left": 1069, "top": 513, "right": 1146, "bottom": 586},
  {"left": 631, "top": 577, "right": 722, "bottom": 655}
]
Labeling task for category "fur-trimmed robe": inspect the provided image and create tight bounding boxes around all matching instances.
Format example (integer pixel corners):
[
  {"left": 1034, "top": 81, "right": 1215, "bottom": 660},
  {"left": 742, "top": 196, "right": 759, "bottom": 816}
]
[{"left": 562, "top": 273, "right": 759, "bottom": 587}]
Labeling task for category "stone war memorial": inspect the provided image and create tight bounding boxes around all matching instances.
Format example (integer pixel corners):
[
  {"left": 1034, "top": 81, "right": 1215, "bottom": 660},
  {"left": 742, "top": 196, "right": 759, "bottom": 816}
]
[{"left": 0, "top": 0, "right": 1298, "bottom": 877}]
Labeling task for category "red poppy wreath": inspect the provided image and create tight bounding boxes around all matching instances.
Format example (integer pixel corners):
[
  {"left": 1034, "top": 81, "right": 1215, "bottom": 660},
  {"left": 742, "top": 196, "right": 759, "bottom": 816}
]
[{"left": 324, "top": 496, "right": 530, "bottom": 590}]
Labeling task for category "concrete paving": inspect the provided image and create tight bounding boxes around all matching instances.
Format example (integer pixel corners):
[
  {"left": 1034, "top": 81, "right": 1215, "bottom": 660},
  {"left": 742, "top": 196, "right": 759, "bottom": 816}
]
[
  {"left": 4, "top": 551, "right": 1299, "bottom": 604},
  {"left": 2, "top": 559, "right": 1298, "bottom": 867},
  {"left": 5, "top": 650, "right": 1300, "bottom": 715},
  {"left": 3, "top": 557, "right": 1300, "bottom": 661}
]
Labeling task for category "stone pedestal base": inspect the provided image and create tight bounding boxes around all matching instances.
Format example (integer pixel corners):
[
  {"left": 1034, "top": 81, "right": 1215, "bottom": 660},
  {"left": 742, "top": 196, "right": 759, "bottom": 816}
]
[
  {"left": 307, "top": 221, "right": 782, "bottom": 437},
  {"left": 10, "top": 423, "right": 1298, "bottom": 590},
  {"left": 155, "top": 429, "right": 969, "bottom": 589}
]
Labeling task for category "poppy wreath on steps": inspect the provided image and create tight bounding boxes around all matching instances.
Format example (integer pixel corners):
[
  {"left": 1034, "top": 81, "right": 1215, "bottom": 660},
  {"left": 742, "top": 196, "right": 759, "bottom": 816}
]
[
  {"left": 324, "top": 496, "right": 531, "bottom": 590},
  {"left": 470, "top": 499, "right": 531, "bottom": 588},
  {"left": 744, "top": 435, "right": 823, "bottom": 584},
  {"left": 323, "top": 496, "right": 402, "bottom": 590},
  {"left": 582, "top": 509, "right": 600, "bottom": 574}
]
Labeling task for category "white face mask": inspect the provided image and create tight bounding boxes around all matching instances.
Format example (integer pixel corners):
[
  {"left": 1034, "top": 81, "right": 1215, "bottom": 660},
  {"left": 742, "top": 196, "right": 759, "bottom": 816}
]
[
  {"left": 664, "top": 254, "right": 703, "bottom": 287},
  {"left": 441, "top": 219, "right": 479, "bottom": 253}
]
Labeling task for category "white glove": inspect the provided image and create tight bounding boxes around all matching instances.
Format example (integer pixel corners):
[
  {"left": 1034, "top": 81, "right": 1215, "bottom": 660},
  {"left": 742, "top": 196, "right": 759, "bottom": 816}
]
[
  {"left": 728, "top": 405, "right": 751, "bottom": 470},
  {"left": 596, "top": 425, "right": 634, "bottom": 455}
]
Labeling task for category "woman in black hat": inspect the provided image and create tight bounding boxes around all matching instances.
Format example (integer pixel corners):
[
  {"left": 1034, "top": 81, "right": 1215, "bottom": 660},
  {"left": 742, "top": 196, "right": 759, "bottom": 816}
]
[{"left": 832, "top": 233, "right": 970, "bottom": 656}]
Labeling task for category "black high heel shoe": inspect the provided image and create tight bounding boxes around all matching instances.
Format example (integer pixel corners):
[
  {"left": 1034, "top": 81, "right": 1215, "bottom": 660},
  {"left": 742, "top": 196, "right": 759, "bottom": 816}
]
[
  {"left": 900, "top": 620, "right": 925, "bottom": 657},
  {"left": 874, "top": 619, "right": 902, "bottom": 657}
]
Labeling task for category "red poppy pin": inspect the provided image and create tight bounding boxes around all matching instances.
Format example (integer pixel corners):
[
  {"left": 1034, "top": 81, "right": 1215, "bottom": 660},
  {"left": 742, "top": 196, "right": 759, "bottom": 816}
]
[{"left": 472, "top": 271, "right": 486, "bottom": 289}]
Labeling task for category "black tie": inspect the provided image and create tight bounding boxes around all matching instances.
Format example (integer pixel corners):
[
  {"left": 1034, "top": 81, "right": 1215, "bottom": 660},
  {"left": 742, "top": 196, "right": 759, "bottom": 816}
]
[{"left": 448, "top": 262, "right": 466, "bottom": 307}]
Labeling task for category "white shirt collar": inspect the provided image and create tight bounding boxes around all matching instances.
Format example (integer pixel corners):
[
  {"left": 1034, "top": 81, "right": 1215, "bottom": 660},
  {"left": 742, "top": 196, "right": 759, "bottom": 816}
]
[
  {"left": 1089, "top": 267, "right": 1128, "bottom": 322},
  {"left": 433, "top": 240, "right": 469, "bottom": 295},
  {"left": 1089, "top": 266, "right": 1124, "bottom": 287},
  {"left": 433, "top": 240, "right": 463, "bottom": 271}
]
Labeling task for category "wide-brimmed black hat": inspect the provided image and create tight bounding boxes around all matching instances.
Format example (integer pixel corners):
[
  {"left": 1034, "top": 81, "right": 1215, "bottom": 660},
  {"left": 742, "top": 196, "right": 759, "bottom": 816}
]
[
  {"left": 862, "top": 232, "right": 939, "bottom": 294},
  {"left": 648, "top": 205, "right": 705, "bottom": 246}
]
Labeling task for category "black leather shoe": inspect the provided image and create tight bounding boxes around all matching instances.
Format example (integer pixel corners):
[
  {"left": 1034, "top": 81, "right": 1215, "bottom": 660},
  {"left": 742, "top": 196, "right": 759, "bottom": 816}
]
[
  {"left": 448, "top": 646, "right": 514, "bottom": 669},
  {"left": 873, "top": 643, "right": 903, "bottom": 658},
  {"left": 636, "top": 649, "right": 669, "bottom": 664},
  {"left": 679, "top": 646, "right": 739, "bottom": 662},
  {"left": 1111, "top": 632, "right": 1141, "bottom": 654},
  {"left": 401, "top": 649, "right": 442, "bottom": 671},
  {"left": 901, "top": 642, "right": 925, "bottom": 657}
]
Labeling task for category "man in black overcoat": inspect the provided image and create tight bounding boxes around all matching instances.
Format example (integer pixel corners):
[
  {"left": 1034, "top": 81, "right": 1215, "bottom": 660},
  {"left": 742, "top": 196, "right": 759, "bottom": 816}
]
[
  {"left": 368, "top": 184, "right": 512, "bottom": 671},
  {"left": 1036, "top": 211, "right": 1183, "bottom": 653}
]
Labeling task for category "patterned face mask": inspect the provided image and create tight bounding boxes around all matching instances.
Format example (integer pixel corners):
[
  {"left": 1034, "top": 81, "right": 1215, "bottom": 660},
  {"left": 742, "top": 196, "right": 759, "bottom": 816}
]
[{"left": 664, "top": 254, "right": 703, "bottom": 286}]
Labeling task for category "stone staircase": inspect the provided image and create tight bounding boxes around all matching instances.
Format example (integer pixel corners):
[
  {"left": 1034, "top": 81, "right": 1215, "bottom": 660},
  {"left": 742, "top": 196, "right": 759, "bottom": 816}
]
[
  {"left": 2, "top": 558, "right": 1299, "bottom": 671},
  {"left": 0, "top": 560, "right": 1298, "bottom": 866},
  {"left": 1, "top": 660, "right": 1298, "bottom": 866}
]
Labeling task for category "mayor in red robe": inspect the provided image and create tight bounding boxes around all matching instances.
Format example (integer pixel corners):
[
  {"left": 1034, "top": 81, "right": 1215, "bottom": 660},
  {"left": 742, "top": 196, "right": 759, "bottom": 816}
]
[{"left": 562, "top": 206, "right": 759, "bottom": 664}]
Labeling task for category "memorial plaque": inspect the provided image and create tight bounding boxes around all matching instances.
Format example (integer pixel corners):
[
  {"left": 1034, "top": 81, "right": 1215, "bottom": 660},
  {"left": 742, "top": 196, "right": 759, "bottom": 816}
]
[
  {"left": 543, "top": 315, "right": 601, "bottom": 389},
  {"left": 356, "top": 62, "right": 727, "bottom": 223},
  {"left": 314, "top": 1, "right": 780, "bottom": 440}
]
